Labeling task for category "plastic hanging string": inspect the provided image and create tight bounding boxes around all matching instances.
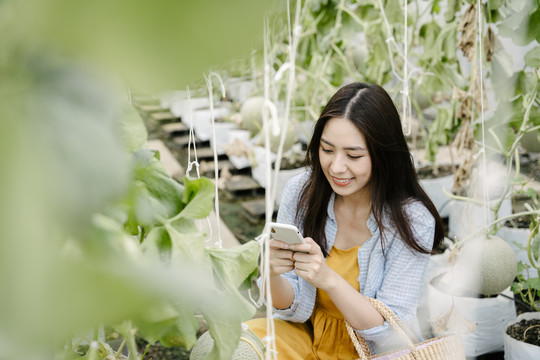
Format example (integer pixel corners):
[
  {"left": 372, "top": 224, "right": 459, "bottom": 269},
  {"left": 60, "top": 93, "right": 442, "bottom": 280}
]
[
  {"left": 185, "top": 87, "right": 201, "bottom": 180},
  {"left": 377, "top": 0, "right": 415, "bottom": 136},
  {"left": 476, "top": 0, "right": 490, "bottom": 228},
  {"left": 184, "top": 86, "right": 213, "bottom": 239},
  {"left": 204, "top": 72, "right": 227, "bottom": 248}
]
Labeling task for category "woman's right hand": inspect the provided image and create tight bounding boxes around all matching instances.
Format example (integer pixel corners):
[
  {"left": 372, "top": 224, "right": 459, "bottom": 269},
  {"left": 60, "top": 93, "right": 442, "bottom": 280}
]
[{"left": 269, "top": 239, "right": 295, "bottom": 277}]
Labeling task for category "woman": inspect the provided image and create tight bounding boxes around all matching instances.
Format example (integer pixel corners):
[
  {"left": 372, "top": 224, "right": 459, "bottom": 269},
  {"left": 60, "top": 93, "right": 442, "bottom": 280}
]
[{"left": 247, "top": 82, "right": 444, "bottom": 358}]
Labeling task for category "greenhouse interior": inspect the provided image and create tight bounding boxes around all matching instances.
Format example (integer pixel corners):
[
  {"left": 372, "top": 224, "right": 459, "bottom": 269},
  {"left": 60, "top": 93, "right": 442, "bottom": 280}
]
[{"left": 1, "top": 0, "right": 539, "bottom": 359}]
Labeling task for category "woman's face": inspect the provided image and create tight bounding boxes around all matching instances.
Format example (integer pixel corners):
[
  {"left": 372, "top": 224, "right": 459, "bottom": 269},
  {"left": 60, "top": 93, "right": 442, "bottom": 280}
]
[{"left": 319, "top": 117, "right": 372, "bottom": 199}]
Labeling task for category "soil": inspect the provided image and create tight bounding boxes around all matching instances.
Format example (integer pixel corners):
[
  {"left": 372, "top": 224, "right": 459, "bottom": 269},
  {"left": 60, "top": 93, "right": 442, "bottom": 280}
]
[
  {"left": 137, "top": 338, "right": 191, "bottom": 360},
  {"left": 416, "top": 164, "right": 455, "bottom": 179},
  {"left": 506, "top": 318, "right": 540, "bottom": 347}
]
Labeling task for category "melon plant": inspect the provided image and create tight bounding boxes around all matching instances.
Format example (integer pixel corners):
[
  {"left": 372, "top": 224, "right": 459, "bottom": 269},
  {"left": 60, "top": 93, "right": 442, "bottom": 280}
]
[
  {"left": 453, "top": 234, "right": 517, "bottom": 296},
  {"left": 256, "top": 121, "right": 298, "bottom": 154},
  {"left": 240, "top": 96, "right": 265, "bottom": 135}
]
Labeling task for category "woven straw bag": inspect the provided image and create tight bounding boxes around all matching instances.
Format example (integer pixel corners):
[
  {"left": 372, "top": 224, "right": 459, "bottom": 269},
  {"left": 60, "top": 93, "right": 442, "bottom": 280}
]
[{"left": 346, "top": 298, "right": 465, "bottom": 360}]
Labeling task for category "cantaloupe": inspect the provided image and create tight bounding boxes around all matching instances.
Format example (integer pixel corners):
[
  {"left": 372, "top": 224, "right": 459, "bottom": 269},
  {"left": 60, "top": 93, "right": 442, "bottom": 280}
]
[
  {"left": 189, "top": 329, "right": 265, "bottom": 360},
  {"left": 256, "top": 122, "right": 297, "bottom": 154},
  {"left": 453, "top": 234, "right": 517, "bottom": 296},
  {"left": 240, "top": 96, "right": 265, "bottom": 135}
]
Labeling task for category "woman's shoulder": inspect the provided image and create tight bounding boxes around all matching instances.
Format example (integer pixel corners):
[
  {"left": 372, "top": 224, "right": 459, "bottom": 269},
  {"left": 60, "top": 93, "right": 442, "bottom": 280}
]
[
  {"left": 284, "top": 170, "right": 311, "bottom": 192},
  {"left": 401, "top": 198, "right": 434, "bottom": 223}
]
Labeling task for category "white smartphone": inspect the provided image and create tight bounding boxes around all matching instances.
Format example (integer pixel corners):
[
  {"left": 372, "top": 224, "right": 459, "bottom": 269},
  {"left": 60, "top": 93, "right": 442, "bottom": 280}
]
[{"left": 266, "top": 222, "right": 305, "bottom": 246}]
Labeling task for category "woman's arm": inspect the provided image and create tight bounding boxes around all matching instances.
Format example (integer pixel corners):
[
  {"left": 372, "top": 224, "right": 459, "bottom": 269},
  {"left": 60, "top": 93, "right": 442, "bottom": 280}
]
[{"left": 291, "top": 238, "right": 384, "bottom": 329}]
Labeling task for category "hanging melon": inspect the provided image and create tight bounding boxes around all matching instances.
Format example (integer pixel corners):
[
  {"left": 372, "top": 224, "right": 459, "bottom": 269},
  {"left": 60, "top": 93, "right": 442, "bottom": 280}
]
[
  {"left": 239, "top": 96, "right": 265, "bottom": 135},
  {"left": 453, "top": 234, "right": 517, "bottom": 296},
  {"left": 256, "top": 121, "right": 297, "bottom": 154}
]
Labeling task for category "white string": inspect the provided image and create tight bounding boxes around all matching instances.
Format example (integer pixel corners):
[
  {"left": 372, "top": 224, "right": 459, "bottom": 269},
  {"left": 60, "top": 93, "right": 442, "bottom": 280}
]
[
  {"left": 377, "top": 0, "right": 413, "bottom": 135},
  {"left": 476, "top": 0, "right": 490, "bottom": 227},
  {"left": 183, "top": 86, "right": 212, "bottom": 239},
  {"left": 204, "top": 72, "right": 227, "bottom": 248},
  {"left": 262, "top": 15, "right": 277, "bottom": 360},
  {"left": 185, "top": 87, "right": 201, "bottom": 179},
  {"left": 401, "top": 0, "right": 411, "bottom": 136}
]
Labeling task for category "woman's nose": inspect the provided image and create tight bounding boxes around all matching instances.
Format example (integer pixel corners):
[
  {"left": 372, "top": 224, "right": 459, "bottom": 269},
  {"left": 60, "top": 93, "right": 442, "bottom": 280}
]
[{"left": 330, "top": 153, "right": 347, "bottom": 173}]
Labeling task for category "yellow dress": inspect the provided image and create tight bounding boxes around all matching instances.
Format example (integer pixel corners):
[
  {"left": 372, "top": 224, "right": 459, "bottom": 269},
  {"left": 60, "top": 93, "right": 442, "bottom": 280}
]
[{"left": 246, "top": 245, "right": 361, "bottom": 359}]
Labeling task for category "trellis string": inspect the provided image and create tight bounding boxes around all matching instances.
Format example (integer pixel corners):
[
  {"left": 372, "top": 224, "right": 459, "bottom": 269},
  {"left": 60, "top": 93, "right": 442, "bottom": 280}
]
[
  {"left": 476, "top": 0, "right": 490, "bottom": 227},
  {"left": 204, "top": 72, "right": 227, "bottom": 248},
  {"left": 183, "top": 86, "right": 214, "bottom": 238}
]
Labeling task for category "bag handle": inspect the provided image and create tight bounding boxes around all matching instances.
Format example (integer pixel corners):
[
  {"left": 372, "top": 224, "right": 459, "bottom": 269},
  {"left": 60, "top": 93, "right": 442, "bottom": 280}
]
[{"left": 345, "top": 298, "right": 420, "bottom": 359}]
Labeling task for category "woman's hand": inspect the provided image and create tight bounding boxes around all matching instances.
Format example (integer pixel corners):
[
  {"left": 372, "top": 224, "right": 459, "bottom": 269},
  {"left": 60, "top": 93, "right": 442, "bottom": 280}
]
[
  {"left": 268, "top": 239, "right": 295, "bottom": 277},
  {"left": 290, "top": 237, "right": 336, "bottom": 290}
]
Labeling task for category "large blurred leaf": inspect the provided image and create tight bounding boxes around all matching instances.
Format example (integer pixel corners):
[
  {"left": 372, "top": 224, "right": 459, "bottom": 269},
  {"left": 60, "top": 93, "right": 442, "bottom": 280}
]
[
  {"left": 13, "top": 0, "right": 275, "bottom": 91},
  {"left": 128, "top": 149, "right": 186, "bottom": 228},
  {"left": 180, "top": 176, "right": 216, "bottom": 220}
]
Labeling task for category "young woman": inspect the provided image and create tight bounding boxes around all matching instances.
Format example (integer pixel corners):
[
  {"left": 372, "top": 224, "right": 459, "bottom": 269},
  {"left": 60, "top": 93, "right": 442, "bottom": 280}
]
[{"left": 246, "top": 82, "right": 444, "bottom": 359}]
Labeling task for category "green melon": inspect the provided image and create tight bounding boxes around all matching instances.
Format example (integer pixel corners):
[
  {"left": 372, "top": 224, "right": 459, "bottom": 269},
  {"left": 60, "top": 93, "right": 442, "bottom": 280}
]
[
  {"left": 256, "top": 122, "right": 297, "bottom": 154},
  {"left": 454, "top": 234, "right": 517, "bottom": 296},
  {"left": 240, "top": 96, "right": 266, "bottom": 135},
  {"left": 189, "top": 329, "right": 265, "bottom": 360}
]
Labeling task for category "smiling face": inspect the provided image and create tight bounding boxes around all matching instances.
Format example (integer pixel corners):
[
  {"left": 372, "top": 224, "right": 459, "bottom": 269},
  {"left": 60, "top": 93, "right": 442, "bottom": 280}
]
[{"left": 319, "top": 117, "right": 372, "bottom": 200}]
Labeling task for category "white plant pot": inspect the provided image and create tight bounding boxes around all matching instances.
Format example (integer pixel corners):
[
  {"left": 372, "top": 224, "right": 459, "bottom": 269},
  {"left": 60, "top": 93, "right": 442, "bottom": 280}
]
[
  {"left": 189, "top": 106, "right": 231, "bottom": 142},
  {"left": 427, "top": 272, "right": 516, "bottom": 357},
  {"left": 419, "top": 174, "right": 454, "bottom": 218},
  {"left": 226, "top": 129, "right": 253, "bottom": 170},
  {"left": 225, "top": 77, "right": 255, "bottom": 102},
  {"left": 209, "top": 122, "right": 238, "bottom": 155},
  {"left": 251, "top": 146, "right": 305, "bottom": 204},
  {"left": 503, "top": 312, "right": 540, "bottom": 360},
  {"left": 448, "top": 197, "right": 512, "bottom": 239},
  {"left": 170, "top": 97, "right": 210, "bottom": 120},
  {"left": 417, "top": 251, "right": 454, "bottom": 339}
]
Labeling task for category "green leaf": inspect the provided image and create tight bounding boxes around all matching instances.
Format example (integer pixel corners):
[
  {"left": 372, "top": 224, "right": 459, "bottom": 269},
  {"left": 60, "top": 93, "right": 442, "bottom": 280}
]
[
  {"left": 207, "top": 241, "right": 260, "bottom": 291},
  {"left": 179, "top": 176, "right": 215, "bottom": 220},
  {"left": 383, "top": 0, "right": 403, "bottom": 24},
  {"left": 141, "top": 226, "right": 171, "bottom": 260},
  {"left": 524, "top": 46, "right": 540, "bottom": 68},
  {"left": 128, "top": 148, "right": 186, "bottom": 226},
  {"left": 165, "top": 220, "right": 212, "bottom": 272},
  {"left": 116, "top": 104, "right": 148, "bottom": 153},
  {"left": 488, "top": 0, "right": 505, "bottom": 10},
  {"left": 444, "top": 0, "right": 460, "bottom": 22},
  {"left": 528, "top": 7, "right": 540, "bottom": 43}
]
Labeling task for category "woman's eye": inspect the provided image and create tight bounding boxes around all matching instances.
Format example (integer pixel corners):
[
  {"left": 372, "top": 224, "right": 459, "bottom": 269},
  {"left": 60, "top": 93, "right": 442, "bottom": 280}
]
[
  {"left": 348, "top": 155, "right": 362, "bottom": 159},
  {"left": 321, "top": 147, "right": 332, "bottom": 153}
]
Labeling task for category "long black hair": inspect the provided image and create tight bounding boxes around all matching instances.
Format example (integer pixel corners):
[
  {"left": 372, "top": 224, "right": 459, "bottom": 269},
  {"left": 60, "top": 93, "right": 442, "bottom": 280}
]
[{"left": 297, "top": 82, "right": 444, "bottom": 257}]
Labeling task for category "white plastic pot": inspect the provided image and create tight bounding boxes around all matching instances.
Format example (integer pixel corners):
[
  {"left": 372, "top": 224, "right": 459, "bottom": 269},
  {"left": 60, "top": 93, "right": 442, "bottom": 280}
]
[
  {"left": 251, "top": 146, "right": 305, "bottom": 205},
  {"left": 210, "top": 122, "right": 238, "bottom": 155},
  {"left": 503, "top": 312, "right": 540, "bottom": 360},
  {"left": 225, "top": 77, "right": 256, "bottom": 102},
  {"left": 190, "top": 106, "right": 232, "bottom": 141},
  {"left": 427, "top": 272, "right": 516, "bottom": 357},
  {"left": 226, "top": 129, "right": 252, "bottom": 170},
  {"left": 170, "top": 97, "right": 210, "bottom": 120}
]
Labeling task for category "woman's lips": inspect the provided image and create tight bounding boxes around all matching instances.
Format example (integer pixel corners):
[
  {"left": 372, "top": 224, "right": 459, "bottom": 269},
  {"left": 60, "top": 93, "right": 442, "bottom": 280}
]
[{"left": 332, "top": 177, "right": 353, "bottom": 186}]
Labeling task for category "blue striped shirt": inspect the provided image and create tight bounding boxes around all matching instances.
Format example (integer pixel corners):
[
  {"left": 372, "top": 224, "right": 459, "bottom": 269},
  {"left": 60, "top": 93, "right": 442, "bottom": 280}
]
[{"left": 269, "top": 171, "right": 435, "bottom": 354}]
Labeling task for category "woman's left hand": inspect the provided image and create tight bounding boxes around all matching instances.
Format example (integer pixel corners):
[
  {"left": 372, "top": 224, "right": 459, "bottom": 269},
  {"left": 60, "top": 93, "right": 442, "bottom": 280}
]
[{"left": 290, "top": 237, "right": 335, "bottom": 290}]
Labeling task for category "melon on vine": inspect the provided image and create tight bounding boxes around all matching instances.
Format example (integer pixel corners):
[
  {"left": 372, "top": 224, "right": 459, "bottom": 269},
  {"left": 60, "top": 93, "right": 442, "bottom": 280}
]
[
  {"left": 240, "top": 96, "right": 265, "bottom": 135},
  {"left": 453, "top": 234, "right": 517, "bottom": 296},
  {"left": 255, "top": 121, "right": 297, "bottom": 154}
]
